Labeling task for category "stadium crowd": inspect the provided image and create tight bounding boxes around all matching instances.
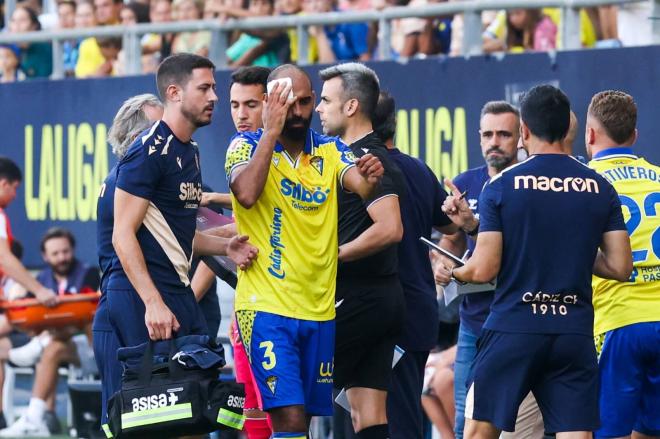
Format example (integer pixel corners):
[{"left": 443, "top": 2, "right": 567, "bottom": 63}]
[{"left": 0, "top": 0, "right": 657, "bottom": 81}]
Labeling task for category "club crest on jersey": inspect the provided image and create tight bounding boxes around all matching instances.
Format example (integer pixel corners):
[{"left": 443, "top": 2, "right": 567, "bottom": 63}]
[
  {"left": 228, "top": 137, "right": 244, "bottom": 153},
  {"left": 310, "top": 156, "right": 324, "bottom": 176},
  {"left": 266, "top": 376, "right": 277, "bottom": 394}
]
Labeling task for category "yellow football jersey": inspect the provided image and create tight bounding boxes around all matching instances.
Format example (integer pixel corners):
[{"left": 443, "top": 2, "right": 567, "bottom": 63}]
[
  {"left": 589, "top": 148, "right": 660, "bottom": 334},
  {"left": 225, "top": 129, "right": 355, "bottom": 321}
]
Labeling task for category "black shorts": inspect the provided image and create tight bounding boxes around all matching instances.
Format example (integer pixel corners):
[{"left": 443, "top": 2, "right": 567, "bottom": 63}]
[{"left": 334, "top": 275, "right": 405, "bottom": 390}]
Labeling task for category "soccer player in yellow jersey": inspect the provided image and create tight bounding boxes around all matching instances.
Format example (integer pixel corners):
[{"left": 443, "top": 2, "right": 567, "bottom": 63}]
[
  {"left": 586, "top": 90, "right": 660, "bottom": 439},
  {"left": 225, "top": 64, "right": 384, "bottom": 438}
]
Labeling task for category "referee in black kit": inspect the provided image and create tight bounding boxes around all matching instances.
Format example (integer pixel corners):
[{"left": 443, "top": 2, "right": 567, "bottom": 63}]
[{"left": 316, "top": 63, "right": 406, "bottom": 439}]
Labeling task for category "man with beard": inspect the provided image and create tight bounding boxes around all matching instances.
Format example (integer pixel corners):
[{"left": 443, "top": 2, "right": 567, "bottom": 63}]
[
  {"left": 226, "top": 64, "right": 384, "bottom": 438},
  {"left": 315, "top": 63, "right": 405, "bottom": 439},
  {"left": 101, "top": 54, "right": 258, "bottom": 422},
  {"left": 195, "top": 65, "right": 274, "bottom": 439},
  {"left": 435, "top": 101, "right": 544, "bottom": 439},
  {"left": 1, "top": 227, "right": 100, "bottom": 437}
]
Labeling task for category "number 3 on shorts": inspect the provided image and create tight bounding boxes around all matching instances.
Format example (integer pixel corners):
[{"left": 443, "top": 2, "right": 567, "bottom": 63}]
[{"left": 259, "top": 341, "right": 277, "bottom": 370}]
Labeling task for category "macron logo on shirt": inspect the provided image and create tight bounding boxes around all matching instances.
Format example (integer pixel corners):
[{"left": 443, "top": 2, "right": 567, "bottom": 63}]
[{"left": 513, "top": 175, "right": 599, "bottom": 193}]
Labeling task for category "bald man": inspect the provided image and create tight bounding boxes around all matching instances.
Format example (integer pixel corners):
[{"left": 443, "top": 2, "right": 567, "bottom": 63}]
[{"left": 225, "top": 64, "right": 385, "bottom": 437}]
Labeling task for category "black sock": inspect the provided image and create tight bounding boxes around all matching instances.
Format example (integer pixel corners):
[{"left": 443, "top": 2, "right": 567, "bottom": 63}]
[{"left": 357, "top": 424, "right": 389, "bottom": 439}]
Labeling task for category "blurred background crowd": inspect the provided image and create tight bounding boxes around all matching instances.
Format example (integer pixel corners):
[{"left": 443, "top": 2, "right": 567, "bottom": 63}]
[{"left": 0, "top": 0, "right": 655, "bottom": 81}]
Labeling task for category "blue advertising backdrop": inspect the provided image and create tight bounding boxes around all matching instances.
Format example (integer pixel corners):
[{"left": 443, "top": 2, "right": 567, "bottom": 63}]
[{"left": 1, "top": 45, "right": 659, "bottom": 267}]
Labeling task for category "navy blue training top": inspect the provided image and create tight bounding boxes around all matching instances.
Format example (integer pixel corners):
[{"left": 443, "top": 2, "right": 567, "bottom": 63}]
[
  {"left": 452, "top": 165, "right": 493, "bottom": 335},
  {"left": 97, "top": 164, "right": 118, "bottom": 296},
  {"left": 95, "top": 163, "right": 118, "bottom": 332},
  {"left": 479, "top": 154, "right": 626, "bottom": 335},
  {"left": 105, "top": 120, "right": 203, "bottom": 294},
  {"left": 388, "top": 148, "right": 452, "bottom": 351}
]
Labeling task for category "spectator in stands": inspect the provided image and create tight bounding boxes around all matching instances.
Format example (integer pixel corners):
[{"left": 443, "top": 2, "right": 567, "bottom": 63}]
[
  {"left": 97, "top": 37, "right": 123, "bottom": 76},
  {"left": 483, "top": 8, "right": 556, "bottom": 53},
  {"left": 278, "top": 0, "right": 309, "bottom": 63},
  {"left": 8, "top": 6, "right": 53, "bottom": 79},
  {"left": 74, "top": 1, "right": 111, "bottom": 78},
  {"left": 302, "top": 0, "right": 336, "bottom": 63},
  {"left": 76, "top": 35, "right": 121, "bottom": 77},
  {"left": 120, "top": 2, "right": 150, "bottom": 24},
  {"left": 56, "top": 0, "right": 79, "bottom": 77},
  {"left": 75, "top": 0, "right": 97, "bottom": 27},
  {"left": 390, "top": 0, "right": 450, "bottom": 59},
  {"left": 0, "top": 228, "right": 100, "bottom": 438},
  {"left": 0, "top": 158, "right": 58, "bottom": 432},
  {"left": 142, "top": 0, "right": 174, "bottom": 73},
  {"left": 421, "top": 345, "right": 456, "bottom": 439},
  {"left": 585, "top": 6, "right": 618, "bottom": 45},
  {"left": 93, "top": 0, "right": 122, "bottom": 25},
  {"left": 484, "top": 7, "right": 598, "bottom": 53},
  {"left": 308, "top": 0, "right": 371, "bottom": 61},
  {"left": 226, "top": 0, "right": 283, "bottom": 67},
  {"left": 171, "top": 0, "right": 211, "bottom": 56},
  {"left": 57, "top": 0, "right": 76, "bottom": 28},
  {"left": 0, "top": 44, "right": 26, "bottom": 82}
]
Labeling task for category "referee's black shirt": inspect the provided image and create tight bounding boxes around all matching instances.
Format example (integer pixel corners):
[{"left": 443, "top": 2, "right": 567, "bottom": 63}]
[{"left": 337, "top": 132, "right": 406, "bottom": 290}]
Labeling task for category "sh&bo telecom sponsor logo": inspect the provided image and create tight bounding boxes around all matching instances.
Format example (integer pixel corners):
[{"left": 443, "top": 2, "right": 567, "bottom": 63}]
[{"left": 280, "top": 178, "right": 330, "bottom": 212}]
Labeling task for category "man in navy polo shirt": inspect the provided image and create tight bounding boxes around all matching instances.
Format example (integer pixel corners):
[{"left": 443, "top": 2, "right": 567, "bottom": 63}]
[
  {"left": 93, "top": 93, "right": 163, "bottom": 432},
  {"left": 97, "top": 54, "right": 257, "bottom": 434},
  {"left": 445, "top": 85, "right": 632, "bottom": 438},
  {"left": 436, "top": 101, "right": 523, "bottom": 439}
]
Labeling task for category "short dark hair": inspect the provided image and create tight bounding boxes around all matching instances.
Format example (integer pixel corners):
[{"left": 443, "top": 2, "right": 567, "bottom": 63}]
[
  {"left": 480, "top": 100, "right": 520, "bottom": 119},
  {"left": 230, "top": 66, "right": 270, "bottom": 92},
  {"left": 122, "top": 2, "right": 150, "bottom": 23},
  {"left": 318, "top": 62, "right": 380, "bottom": 120},
  {"left": 373, "top": 91, "right": 396, "bottom": 142},
  {"left": 520, "top": 85, "right": 570, "bottom": 143},
  {"left": 0, "top": 157, "right": 22, "bottom": 183},
  {"left": 97, "top": 37, "right": 122, "bottom": 49},
  {"left": 588, "top": 90, "right": 637, "bottom": 145},
  {"left": 40, "top": 227, "right": 76, "bottom": 253},
  {"left": 156, "top": 54, "right": 215, "bottom": 100}
]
